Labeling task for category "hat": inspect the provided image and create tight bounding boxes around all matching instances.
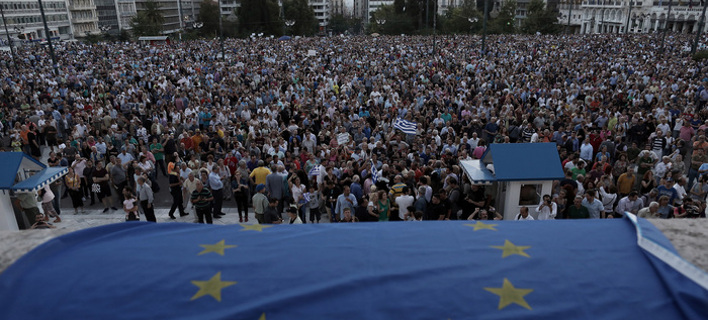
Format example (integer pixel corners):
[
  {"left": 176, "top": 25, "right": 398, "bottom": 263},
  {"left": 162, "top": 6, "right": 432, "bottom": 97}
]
[{"left": 256, "top": 184, "right": 266, "bottom": 192}]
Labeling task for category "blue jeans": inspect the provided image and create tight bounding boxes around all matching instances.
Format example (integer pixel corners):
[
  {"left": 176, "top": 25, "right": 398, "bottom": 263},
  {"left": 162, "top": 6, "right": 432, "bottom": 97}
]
[{"left": 688, "top": 168, "right": 699, "bottom": 189}]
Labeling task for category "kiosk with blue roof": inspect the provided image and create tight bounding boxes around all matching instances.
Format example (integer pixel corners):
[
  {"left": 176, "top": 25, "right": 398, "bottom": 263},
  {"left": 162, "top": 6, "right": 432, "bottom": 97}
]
[
  {"left": 0, "top": 152, "right": 68, "bottom": 230},
  {"left": 459, "top": 143, "right": 565, "bottom": 220}
]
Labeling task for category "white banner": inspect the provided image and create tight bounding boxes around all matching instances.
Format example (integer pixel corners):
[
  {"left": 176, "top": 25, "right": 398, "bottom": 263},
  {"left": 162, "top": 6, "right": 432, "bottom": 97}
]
[{"left": 337, "top": 133, "right": 349, "bottom": 146}]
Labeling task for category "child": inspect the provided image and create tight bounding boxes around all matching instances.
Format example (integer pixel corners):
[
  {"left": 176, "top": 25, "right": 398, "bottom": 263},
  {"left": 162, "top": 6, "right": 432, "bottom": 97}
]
[
  {"left": 306, "top": 185, "right": 321, "bottom": 223},
  {"left": 123, "top": 188, "right": 140, "bottom": 221}
]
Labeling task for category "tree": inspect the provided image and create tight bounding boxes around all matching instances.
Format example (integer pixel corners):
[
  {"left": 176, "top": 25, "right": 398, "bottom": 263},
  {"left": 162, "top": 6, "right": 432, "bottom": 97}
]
[
  {"left": 237, "top": 0, "right": 282, "bottom": 37},
  {"left": 130, "top": 0, "right": 164, "bottom": 36},
  {"left": 521, "top": 0, "right": 561, "bottom": 34},
  {"left": 118, "top": 29, "right": 131, "bottom": 42},
  {"left": 329, "top": 13, "right": 355, "bottom": 34},
  {"left": 404, "top": 0, "right": 438, "bottom": 32},
  {"left": 197, "top": 0, "right": 220, "bottom": 37},
  {"left": 369, "top": 5, "right": 415, "bottom": 35},
  {"left": 442, "top": 0, "right": 481, "bottom": 34},
  {"left": 283, "top": 0, "right": 318, "bottom": 36},
  {"left": 488, "top": 0, "right": 516, "bottom": 34}
]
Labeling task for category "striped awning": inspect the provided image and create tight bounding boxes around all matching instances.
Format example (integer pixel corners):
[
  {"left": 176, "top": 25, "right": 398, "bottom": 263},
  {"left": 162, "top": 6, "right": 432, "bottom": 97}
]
[
  {"left": 12, "top": 167, "right": 68, "bottom": 193},
  {"left": 459, "top": 160, "right": 495, "bottom": 186}
]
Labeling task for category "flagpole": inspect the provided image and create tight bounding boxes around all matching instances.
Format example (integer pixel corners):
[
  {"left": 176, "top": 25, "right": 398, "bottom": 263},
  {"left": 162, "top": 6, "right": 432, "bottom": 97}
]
[
  {"left": 660, "top": 0, "right": 674, "bottom": 54},
  {"left": 625, "top": 0, "right": 633, "bottom": 33},
  {"left": 691, "top": 0, "right": 708, "bottom": 54}
]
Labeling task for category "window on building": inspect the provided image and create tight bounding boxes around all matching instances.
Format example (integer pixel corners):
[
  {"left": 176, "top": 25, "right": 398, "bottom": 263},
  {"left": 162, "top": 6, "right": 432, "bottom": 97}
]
[{"left": 518, "top": 184, "right": 542, "bottom": 206}]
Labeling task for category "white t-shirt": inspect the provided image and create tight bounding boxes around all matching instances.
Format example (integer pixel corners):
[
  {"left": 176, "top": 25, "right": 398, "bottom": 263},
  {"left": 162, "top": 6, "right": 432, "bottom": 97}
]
[
  {"left": 123, "top": 199, "right": 136, "bottom": 211},
  {"left": 395, "top": 195, "right": 415, "bottom": 220}
]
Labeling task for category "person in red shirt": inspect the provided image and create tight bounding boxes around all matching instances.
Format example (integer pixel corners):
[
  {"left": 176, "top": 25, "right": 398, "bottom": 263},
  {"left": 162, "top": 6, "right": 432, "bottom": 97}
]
[
  {"left": 225, "top": 152, "right": 239, "bottom": 175},
  {"left": 181, "top": 133, "right": 194, "bottom": 151}
]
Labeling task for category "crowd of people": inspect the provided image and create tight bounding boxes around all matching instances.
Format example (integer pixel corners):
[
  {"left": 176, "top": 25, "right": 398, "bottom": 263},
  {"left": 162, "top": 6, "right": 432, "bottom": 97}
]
[{"left": 2, "top": 32, "right": 708, "bottom": 228}]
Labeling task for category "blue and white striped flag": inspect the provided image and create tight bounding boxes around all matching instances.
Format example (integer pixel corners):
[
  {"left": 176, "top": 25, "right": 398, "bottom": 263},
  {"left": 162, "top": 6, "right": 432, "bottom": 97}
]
[
  {"left": 370, "top": 159, "right": 379, "bottom": 183},
  {"left": 303, "top": 192, "right": 312, "bottom": 203},
  {"left": 309, "top": 165, "right": 321, "bottom": 177},
  {"left": 394, "top": 118, "right": 417, "bottom": 135}
]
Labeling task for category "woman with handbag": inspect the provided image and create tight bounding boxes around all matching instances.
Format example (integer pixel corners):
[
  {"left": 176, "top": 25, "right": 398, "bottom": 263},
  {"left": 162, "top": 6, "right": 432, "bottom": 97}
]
[
  {"left": 232, "top": 170, "right": 250, "bottom": 223},
  {"left": 65, "top": 167, "right": 84, "bottom": 214},
  {"left": 93, "top": 161, "right": 116, "bottom": 213}
]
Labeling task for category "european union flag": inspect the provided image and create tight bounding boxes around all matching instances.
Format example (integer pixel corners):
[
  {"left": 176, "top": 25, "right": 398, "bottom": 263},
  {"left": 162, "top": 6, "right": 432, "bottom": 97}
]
[{"left": 1, "top": 215, "right": 707, "bottom": 319}]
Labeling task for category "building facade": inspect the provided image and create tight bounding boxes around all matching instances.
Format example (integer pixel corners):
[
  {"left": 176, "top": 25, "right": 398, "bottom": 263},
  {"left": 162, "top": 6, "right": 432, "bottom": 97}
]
[
  {"left": 353, "top": 0, "right": 369, "bottom": 21},
  {"left": 68, "top": 0, "right": 99, "bottom": 37},
  {"left": 95, "top": 0, "right": 119, "bottom": 32},
  {"left": 116, "top": 0, "right": 137, "bottom": 30},
  {"left": 310, "top": 0, "right": 331, "bottom": 29},
  {"left": 135, "top": 0, "right": 199, "bottom": 34},
  {"left": 558, "top": 0, "right": 708, "bottom": 34},
  {"left": 0, "top": 1, "right": 73, "bottom": 41}
]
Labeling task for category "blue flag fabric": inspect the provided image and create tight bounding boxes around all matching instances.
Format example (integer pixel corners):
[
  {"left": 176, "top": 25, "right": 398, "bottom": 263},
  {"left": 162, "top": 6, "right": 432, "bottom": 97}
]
[
  {"left": 1, "top": 217, "right": 707, "bottom": 319},
  {"left": 370, "top": 159, "right": 379, "bottom": 183},
  {"left": 393, "top": 118, "right": 417, "bottom": 135},
  {"left": 308, "top": 164, "right": 321, "bottom": 177}
]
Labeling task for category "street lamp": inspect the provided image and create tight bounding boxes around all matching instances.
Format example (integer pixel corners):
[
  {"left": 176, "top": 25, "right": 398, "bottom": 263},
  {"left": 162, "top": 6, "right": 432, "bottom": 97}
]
[
  {"left": 0, "top": 5, "right": 18, "bottom": 71},
  {"left": 285, "top": 19, "right": 295, "bottom": 35},
  {"left": 692, "top": 0, "right": 708, "bottom": 54},
  {"left": 660, "top": 0, "right": 674, "bottom": 54},
  {"left": 376, "top": 18, "right": 386, "bottom": 33},
  {"left": 468, "top": 17, "right": 478, "bottom": 35},
  {"left": 561, "top": 0, "right": 579, "bottom": 34},
  {"left": 38, "top": 0, "right": 58, "bottom": 75},
  {"left": 482, "top": 0, "right": 489, "bottom": 55},
  {"left": 625, "top": 0, "right": 634, "bottom": 34}
]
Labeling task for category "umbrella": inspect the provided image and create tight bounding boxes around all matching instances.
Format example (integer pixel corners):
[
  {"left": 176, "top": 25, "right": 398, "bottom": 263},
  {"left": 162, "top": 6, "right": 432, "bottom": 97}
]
[
  {"left": 371, "top": 33, "right": 380, "bottom": 37},
  {"left": 279, "top": 36, "right": 292, "bottom": 41}
]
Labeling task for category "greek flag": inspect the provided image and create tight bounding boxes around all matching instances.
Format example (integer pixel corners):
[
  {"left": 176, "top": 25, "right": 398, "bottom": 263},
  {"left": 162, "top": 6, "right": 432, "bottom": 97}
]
[
  {"left": 370, "top": 159, "right": 379, "bottom": 183},
  {"left": 303, "top": 192, "right": 312, "bottom": 203},
  {"left": 394, "top": 118, "right": 417, "bottom": 135},
  {"left": 309, "top": 165, "right": 321, "bottom": 177}
]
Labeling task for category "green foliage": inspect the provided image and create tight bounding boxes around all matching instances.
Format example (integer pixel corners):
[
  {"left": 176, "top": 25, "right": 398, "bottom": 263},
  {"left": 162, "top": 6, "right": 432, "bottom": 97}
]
[
  {"left": 329, "top": 14, "right": 361, "bottom": 34},
  {"left": 118, "top": 29, "right": 131, "bottom": 42},
  {"left": 441, "top": 0, "right": 481, "bottom": 34},
  {"left": 693, "top": 50, "right": 708, "bottom": 61},
  {"left": 521, "top": 0, "right": 561, "bottom": 34},
  {"left": 237, "top": 0, "right": 282, "bottom": 37},
  {"left": 283, "top": 0, "right": 318, "bottom": 36},
  {"left": 197, "top": 0, "right": 220, "bottom": 37},
  {"left": 82, "top": 32, "right": 102, "bottom": 44},
  {"left": 130, "top": 0, "right": 165, "bottom": 37},
  {"left": 369, "top": 5, "right": 415, "bottom": 35},
  {"left": 488, "top": 0, "right": 516, "bottom": 34},
  {"left": 403, "top": 0, "right": 438, "bottom": 31}
]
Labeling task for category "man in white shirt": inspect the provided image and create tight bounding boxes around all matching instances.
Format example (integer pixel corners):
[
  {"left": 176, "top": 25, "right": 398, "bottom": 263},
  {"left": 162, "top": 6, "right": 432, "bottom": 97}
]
[
  {"left": 535, "top": 194, "right": 557, "bottom": 220},
  {"left": 516, "top": 207, "right": 535, "bottom": 220},
  {"left": 395, "top": 187, "right": 415, "bottom": 220},
  {"left": 673, "top": 177, "right": 687, "bottom": 206},
  {"left": 615, "top": 191, "right": 644, "bottom": 217}
]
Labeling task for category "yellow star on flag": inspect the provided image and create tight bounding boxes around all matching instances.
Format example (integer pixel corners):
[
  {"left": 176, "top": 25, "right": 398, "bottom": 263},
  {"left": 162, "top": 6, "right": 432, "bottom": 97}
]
[
  {"left": 490, "top": 240, "right": 531, "bottom": 258},
  {"left": 484, "top": 278, "right": 533, "bottom": 310},
  {"left": 191, "top": 272, "right": 237, "bottom": 302},
  {"left": 198, "top": 240, "right": 237, "bottom": 256},
  {"left": 464, "top": 221, "right": 498, "bottom": 231},
  {"left": 239, "top": 224, "right": 273, "bottom": 232},
  {"left": 259, "top": 313, "right": 266, "bottom": 320}
]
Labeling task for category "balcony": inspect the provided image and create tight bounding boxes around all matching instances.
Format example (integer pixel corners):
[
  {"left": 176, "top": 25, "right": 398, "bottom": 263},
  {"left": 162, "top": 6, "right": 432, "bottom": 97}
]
[
  {"left": 72, "top": 16, "right": 98, "bottom": 23},
  {"left": 69, "top": 4, "right": 94, "bottom": 11}
]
